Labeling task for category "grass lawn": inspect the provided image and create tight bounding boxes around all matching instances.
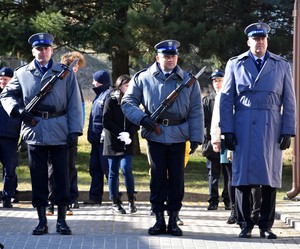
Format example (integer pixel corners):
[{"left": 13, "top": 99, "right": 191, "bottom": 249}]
[{"left": 0, "top": 101, "right": 295, "bottom": 202}]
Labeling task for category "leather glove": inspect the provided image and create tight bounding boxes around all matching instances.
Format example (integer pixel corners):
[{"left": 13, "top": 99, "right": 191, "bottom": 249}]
[
  {"left": 224, "top": 133, "right": 236, "bottom": 151},
  {"left": 279, "top": 134, "right": 291, "bottom": 150},
  {"left": 189, "top": 141, "right": 199, "bottom": 154},
  {"left": 140, "top": 116, "right": 156, "bottom": 131},
  {"left": 67, "top": 133, "right": 78, "bottom": 147},
  {"left": 12, "top": 106, "right": 35, "bottom": 125},
  {"left": 118, "top": 132, "right": 132, "bottom": 145}
]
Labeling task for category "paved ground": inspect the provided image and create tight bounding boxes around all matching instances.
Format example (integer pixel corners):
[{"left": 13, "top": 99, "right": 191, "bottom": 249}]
[{"left": 1, "top": 200, "right": 300, "bottom": 249}]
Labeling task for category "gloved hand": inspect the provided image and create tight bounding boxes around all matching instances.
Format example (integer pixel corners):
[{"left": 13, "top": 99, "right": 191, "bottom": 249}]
[
  {"left": 279, "top": 134, "right": 291, "bottom": 150},
  {"left": 12, "top": 106, "right": 35, "bottom": 125},
  {"left": 67, "top": 133, "right": 78, "bottom": 147},
  {"left": 140, "top": 116, "right": 156, "bottom": 131},
  {"left": 189, "top": 141, "right": 199, "bottom": 154},
  {"left": 118, "top": 132, "right": 132, "bottom": 145},
  {"left": 224, "top": 133, "right": 236, "bottom": 151}
]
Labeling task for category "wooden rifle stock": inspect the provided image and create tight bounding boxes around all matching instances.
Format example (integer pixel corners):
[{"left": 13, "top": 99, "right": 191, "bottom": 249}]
[{"left": 150, "top": 66, "right": 206, "bottom": 135}]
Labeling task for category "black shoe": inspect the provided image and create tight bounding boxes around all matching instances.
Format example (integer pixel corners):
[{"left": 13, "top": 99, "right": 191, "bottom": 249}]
[
  {"left": 46, "top": 203, "right": 54, "bottom": 216},
  {"left": 224, "top": 202, "right": 231, "bottom": 210},
  {"left": 176, "top": 216, "right": 184, "bottom": 226},
  {"left": 148, "top": 211, "right": 167, "bottom": 235},
  {"left": 226, "top": 205, "right": 237, "bottom": 224},
  {"left": 238, "top": 228, "right": 252, "bottom": 238},
  {"left": 260, "top": 228, "right": 277, "bottom": 239},
  {"left": 83, "top": 199, "right": 102, "bottom": 205},
  {"left": 56, "top": 219, "right": 72, "bottom": 235},
  {"left": 66, "top": 206, "right": 73, "bottom": 215},
  {"left": 207, "top": 202, "right": 218, "bottom": 210},
  {"left": 3, "top": 199, "right": 12, "bottom": 208},
  {"left": 71, "top": 200, "right": 79, "bottom": 209},
  {"left": 111, "top": 197, "right": 126, "bottom": 214}
]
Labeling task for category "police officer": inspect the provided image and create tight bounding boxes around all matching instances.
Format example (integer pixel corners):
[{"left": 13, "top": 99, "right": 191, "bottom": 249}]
[
  {"left": 0, "top": 67, "right": 21, "bottom": 208},
  {"left": 85, "top": 70, "right": 110, "bottom": 205},
  {"left": 0, "top": 33, "right": 83, "bottom": 235},
  {"left": 220, "top": 23, "right": 296, "bottom": 239},
  {"left": 202, "top": 69, "right": 230, "bottom": 211},
  {"left": 121, "top": 40, "right": 204, "bottom": 236}
]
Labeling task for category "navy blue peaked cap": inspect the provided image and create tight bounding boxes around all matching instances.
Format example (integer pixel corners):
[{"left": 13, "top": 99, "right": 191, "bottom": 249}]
[
  {"left": 0, "top": 67, "right": 13, "bottom": 78},
  {"left": 154, "top": 40, "right": 180, "bottom": 55},
  {"left": 244, "top": 23, "right": 270, "bottom": 37},
  {"left": 28, "top": 33, "right": 54, "bottom": 48},
  {"left": 210, "top": 69, "right": 224, "bottom": 80}
]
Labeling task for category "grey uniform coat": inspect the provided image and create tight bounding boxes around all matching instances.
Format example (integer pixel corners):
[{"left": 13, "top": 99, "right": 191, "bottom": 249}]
[
  {"left": 220, "top": 51, "right": 296, "bottom": 188},
  {"left": 0, "top": 59, "right": 83, "bottom": 145},
  {"left": 121, "top": 62, "right": 204, "bottom": 144}
]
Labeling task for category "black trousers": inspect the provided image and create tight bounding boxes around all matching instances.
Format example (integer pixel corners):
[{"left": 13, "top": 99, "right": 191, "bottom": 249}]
[
  {"left": 147, "top": 141, "right": 185, "bottom": 213},
  {"left": 48, "top": 144, "right": 79, "bottom": 203},
  {"left": 235, "top": 185, "right": 276, "bottom": 230},
  {"left": 207, "top": 158, "right": 229, "bottom": 205},
  {"left": 28, "top": 144, "right": 70, "bottom": 207}
]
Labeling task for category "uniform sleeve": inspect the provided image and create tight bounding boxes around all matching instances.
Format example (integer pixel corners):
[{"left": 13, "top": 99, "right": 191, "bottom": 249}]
[{"left": 220, "top": 59, "right": 236, "bottom": 134}]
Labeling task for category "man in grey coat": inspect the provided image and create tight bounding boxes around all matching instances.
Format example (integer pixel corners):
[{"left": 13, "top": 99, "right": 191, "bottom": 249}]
[
  {"left": 220, "top": 23, "right": 296, "bottom": 239},
  {"left": 0, "top": 33, "right": 83, "bottom": 235},
  {"left": 122, "top": 39, "right": 204, "bottom": 236}
]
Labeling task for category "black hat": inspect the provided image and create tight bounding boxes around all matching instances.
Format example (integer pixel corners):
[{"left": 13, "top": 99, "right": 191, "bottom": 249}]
[
  {"left": 244, "top": 22, "right": 270, "bottom": 37},
  {"left": 28, "top": 33, "right": 54, "bottom": 48},
  {"left": 93, "top": 70, "right": 111, "bottom": 86},
  {"left": 154, "top": 40, "right": 180, "bottom": 55},
  {"left": 210, "top": 69, "right": 224, "bottom": 80},
  {"left": 0, "top": 67, "right": 13, "bottom": 78}
]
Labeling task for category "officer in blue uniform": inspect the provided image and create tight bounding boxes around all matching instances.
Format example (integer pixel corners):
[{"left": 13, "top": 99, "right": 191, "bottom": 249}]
[
  {"left": 122, "top": 40, "right": 204, "bottom": 236},
  {"left": 1, "top": 33, "right": 83, "bottom": 235},
  {"left": 220, "top": 23, "right": 296, "bottom": 239},
  {"left": 0, "top": 67, "right": 21, "bottom": 208}
]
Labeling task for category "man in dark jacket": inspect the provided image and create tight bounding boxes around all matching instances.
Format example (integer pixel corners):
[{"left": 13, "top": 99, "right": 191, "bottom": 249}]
[
  {"left": 0, "top": 67, "right": 21, "bottom": 208},
  {"left": 85, "top": 70, "right": 111, "bottom": 204}
]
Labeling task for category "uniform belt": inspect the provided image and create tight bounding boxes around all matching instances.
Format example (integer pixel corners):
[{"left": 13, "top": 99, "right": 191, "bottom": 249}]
[
  {"left": 156, "top": 118, "right": 186, "bottom": 126},
  {"left": 32, "top": 110, "right": 67, "bottom": 119}
]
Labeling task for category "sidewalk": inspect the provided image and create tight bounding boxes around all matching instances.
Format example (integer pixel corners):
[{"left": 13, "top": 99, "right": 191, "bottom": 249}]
[{"left": 1, "top": 199, "right": 300, "bottom": 249}]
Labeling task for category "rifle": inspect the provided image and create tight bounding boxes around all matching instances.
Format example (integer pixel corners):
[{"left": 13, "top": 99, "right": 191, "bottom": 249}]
[
  {"left": 25, "top": 59, "right": 79, "bottom": 125},
  {"left": 150, "top": 66, "right": 206, "bottom": 135}
]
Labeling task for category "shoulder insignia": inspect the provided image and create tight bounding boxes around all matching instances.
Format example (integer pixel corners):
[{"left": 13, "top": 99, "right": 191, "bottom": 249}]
[{"left": 14, "top": 64, "right": 28, "bottom": 71}]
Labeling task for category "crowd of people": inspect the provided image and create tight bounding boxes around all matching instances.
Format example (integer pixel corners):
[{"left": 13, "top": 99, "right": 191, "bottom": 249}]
[{"left": 0, "top": 20, "right": 296, "bottom": 240}]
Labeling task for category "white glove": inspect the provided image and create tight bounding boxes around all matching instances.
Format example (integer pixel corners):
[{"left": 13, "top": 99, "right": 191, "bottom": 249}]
[{"left": 118, "top": 132, "right": 132, "bottom": 145}]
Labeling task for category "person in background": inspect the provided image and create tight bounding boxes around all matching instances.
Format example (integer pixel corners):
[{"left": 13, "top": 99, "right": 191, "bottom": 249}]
[
  {"left": 0, "top": 33, "right": 83, "bottom": 235},
  {"left": 103, "top": 74, "right": 139, "bottom": 214},
  {"left": 121, "top": 39, "right": 204, "bottom": 236},
  {"left": 202, "top": 69, "right": 229, "bottom": 211},
  {"left": 0, "top": 67, "right": 21, "bottom": 208},
  {"left": 85, "top": 70, "right": 111, "bottom": 205},
  {"left": 47, "top": 51, "right": 86, "bottom": 216},
  {"left": 220, "top": 22, "right": 296, "bottom": 239}
]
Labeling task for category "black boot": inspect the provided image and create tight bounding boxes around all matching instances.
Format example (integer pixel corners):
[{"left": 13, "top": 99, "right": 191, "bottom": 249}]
[
  {"left": 56, "top": 205, "right": 72, "bottom": 235},
  {"left": 167, "top": 211, "right": 183, "bottom": 236},
  {"left": 32, "top": 206, "right": 48, "bottom": 235},
  {"left": 227, "top": 205, "right": 237, "bottom": 224},
  {"left": 148, "top": 211, "right": 166, "bottom": 235},
  {"left": 111, "top": 197, "right": 126, "bottom": 214},
  {"left": 127, "top": 193, "right": 137, "bottom": 213}
]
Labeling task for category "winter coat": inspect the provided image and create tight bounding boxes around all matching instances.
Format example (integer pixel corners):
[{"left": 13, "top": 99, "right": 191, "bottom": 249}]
[
  {"left": 220, "top": 50, "right": 296, "bottom": 188},
  {"left": 102, "top": 90, "right": 140, "bottom": 156},
  {"left": 121, "top": 62, "right": 204, "bottom": 144},
  {"left": 87, "top": 85, "right": 110, "bottom": 143},
  {"left": 0, "top": 59, "right": 83, "bottom": 145},
  {"left": 0, "top": 103, "right": 21, "bottom": 139}
]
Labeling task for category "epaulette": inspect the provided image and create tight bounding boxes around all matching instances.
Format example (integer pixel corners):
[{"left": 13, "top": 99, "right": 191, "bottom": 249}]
[
  {"left": 229, "top": 56, "right": 238, "bottom": 61},
  {"left": 14, "top": 63, "right": 28, "bottom": 71}
]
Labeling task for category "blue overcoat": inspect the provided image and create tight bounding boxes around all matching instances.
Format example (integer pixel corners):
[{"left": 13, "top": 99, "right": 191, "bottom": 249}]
[{"left": 220, "top": 51, "right": 296, "bottom": 188}]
